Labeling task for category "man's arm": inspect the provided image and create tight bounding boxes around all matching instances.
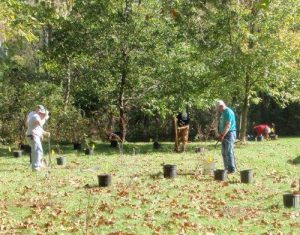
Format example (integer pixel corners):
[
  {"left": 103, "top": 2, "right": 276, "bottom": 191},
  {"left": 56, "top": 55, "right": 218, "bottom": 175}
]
[
  {"left": 177, "top": 125, "right": 189, "bottom": 130},
  {"left": 34, "top": 119, "right": 50, "bottom": 137},
  {"left": 220, "top": 121, "right": 231, "bottom": 140}
]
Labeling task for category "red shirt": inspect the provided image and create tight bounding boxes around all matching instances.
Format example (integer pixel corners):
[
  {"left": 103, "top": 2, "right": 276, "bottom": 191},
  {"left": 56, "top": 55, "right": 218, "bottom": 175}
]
[{"left": 253, "top": 124, "right": 270, "bottom": 136}]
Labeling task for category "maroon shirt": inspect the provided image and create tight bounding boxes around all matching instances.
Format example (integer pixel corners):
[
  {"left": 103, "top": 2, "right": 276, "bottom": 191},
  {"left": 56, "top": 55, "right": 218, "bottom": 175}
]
[{"left": 254, "top": 124, "right": 270, "bottom": 136}]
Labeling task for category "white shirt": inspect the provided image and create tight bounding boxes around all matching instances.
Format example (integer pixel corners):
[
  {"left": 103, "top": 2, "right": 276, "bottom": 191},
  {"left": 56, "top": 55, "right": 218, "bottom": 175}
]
[
  {"left": 26, "top": 113, "right": 44, "bottom": 137},
  {"left": 26, "top": 110, "right": 49, "bottom": 127}
]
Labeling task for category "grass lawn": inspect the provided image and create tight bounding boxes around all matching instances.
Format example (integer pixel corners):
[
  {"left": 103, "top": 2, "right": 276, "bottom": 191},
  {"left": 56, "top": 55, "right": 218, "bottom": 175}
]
[{"left": 0, "top": 138, "right": 299, "bottom": 235}]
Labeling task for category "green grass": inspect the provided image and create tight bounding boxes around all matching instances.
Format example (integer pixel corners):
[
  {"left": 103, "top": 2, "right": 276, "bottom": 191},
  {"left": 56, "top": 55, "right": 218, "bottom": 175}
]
[{"left": 0, "top": 138, "right": 299, "bottom": 234}]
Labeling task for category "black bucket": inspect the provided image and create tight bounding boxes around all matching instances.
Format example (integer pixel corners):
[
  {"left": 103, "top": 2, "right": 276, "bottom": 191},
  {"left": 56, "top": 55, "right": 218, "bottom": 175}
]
[
  {"left": 153, "top": 142, "right": 161, "bottom": 150},
  {"left": 13, "top": 150, "right": 23, "bottom": 158},
  {"left": 195, "top": 147, "right": 205, "bottom": 154},
  {"left": 257, "top": 136, "right": 263, "bottom": 141},
  {"left": 110, "top": 141, "right": 118, "bottom": 148},
  {"left": 283, "top": 194, "right": 300, "bottom": 208},
  {"left": 240, "top": 169, "right": 253, "bottom": 183},
  {"left": 73, "top": 143, "right": 82, "bottom": 150},
  {"left": 20, "top": 144, "right": 31, "bottom": 154},
  {"left": 163, "top": 164, "right": 177, "bottom": 179},
  {"left": 98, "top": 174, "right": 112, "bottom": 187},
  {"left": 85, "top": 148, "right": 93, "bottom": 155},
  {"left": 56, "top": 156, "right": 67, "bottom": 166},
  {"left": 214, "top": 169, "right": 228, "bottom": 181}
]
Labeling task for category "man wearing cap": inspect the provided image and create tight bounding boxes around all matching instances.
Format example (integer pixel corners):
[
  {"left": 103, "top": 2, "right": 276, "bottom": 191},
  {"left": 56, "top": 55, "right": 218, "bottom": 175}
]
[
  {"left": 26, "top": 106, "right": 50, "bottom": 171},
  {"left": 217, "top": 100, "right": 237, "bottom": 173},
  {"left": 26, "top": 105, "right": 49, "bottom": 127}
]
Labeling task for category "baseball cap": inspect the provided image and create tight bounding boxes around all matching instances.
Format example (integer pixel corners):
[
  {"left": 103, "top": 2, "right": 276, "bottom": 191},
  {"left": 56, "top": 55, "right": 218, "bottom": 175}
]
[
  {"left": 38, "top": 107, "right": 47, "bottom": 114},
  {"left": 37, "top": 105, "right": 45, "bottom": 109},
  {"left": 216, "top": 100, "right": 226, "bottom": 107}
]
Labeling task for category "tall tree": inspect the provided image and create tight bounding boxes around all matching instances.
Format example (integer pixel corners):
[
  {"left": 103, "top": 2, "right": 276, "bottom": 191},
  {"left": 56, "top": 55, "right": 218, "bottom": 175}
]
[{"left": 194, "top": 0, "right": 300, "bottom": 141}]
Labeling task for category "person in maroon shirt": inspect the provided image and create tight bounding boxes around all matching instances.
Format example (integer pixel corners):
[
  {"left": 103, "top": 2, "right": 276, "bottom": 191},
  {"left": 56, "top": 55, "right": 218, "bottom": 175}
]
[{"left": 253, "top": 124, "right": 272, "bottom": 140}]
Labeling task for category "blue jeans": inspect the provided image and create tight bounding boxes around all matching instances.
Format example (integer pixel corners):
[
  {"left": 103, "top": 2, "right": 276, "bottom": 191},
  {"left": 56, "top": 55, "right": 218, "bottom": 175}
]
[
  {"left": 221, "top": 131, "right": 236, "bottom": 172},
  {"left": 26, "top": 136, "right": 43, "bottom": 170}
]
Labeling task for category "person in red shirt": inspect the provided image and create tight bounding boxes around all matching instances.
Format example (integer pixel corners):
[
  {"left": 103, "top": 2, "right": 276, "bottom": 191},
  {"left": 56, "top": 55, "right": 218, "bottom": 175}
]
[{"left": 253, "top": 124, "right": 271, "bottom": 140}]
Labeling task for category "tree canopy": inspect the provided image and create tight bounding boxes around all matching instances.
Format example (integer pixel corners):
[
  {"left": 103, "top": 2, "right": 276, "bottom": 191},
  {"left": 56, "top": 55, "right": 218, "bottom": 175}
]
[{"left": 0, "top": 0, "right": 299, "bottom": 144}]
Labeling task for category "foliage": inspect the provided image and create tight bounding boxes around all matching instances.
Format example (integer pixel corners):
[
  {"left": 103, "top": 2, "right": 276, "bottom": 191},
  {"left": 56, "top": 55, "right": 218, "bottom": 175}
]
[{"left": 0, "top": 0, "right": 299, "bottom": 142}]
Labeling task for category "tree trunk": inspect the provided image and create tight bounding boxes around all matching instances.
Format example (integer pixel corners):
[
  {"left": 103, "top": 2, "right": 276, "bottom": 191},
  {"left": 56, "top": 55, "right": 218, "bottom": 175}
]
[
  {"left": 239, "top": 4, "right": 257, "bottom": 142},
  {"left": 118, "top": 50, "right": 128, "bottom": 142},
  {"left": 239, "top": 75, "right": 250, "bottom": 142},
  {"left": 240, "top": 97, "right": 249, "bottom": 142},
  {"left": 118, "top": 75, "right": 127, "bottom": 142},
  {"left": 117, "top": 0, "right": 132, "bottom": 142},
  {"left": 64, "top": 59, "right": 71, "bottom": 110}
]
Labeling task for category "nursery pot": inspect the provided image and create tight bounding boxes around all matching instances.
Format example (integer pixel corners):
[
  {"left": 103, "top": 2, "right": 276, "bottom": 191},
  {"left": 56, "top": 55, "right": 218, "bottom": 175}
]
[
  {"left": 283, "top": 194, "right": 300, "bottom": 208},
  {"left": 195, "top": 147, "right": 206, "bottom": 154},
  {"left": 257, "top": 136, "right": 263, "bottom": 142},
  {"left": 98, "top": 174, "right": 112, "bottom": 187},
  {"left": 153, "top": 142, "right": 161, "bottom": 150},
  {"left": 20, "top": 144, "right": 31, "bottom": 154},
  {"left": 240, "top": 169, "right": 253, "bottom": 183},
  {"left": 85, "top": 148, "right": 94, "bottom": 155},
  {"left": 203, "top": 162, "right": 216, "bottom": 175},
  {"left": 56, "top": 156, "right": 67, "bottom": 166},
  {"left": 163, "top": 164, "right": 177, "bottom": 179},
  {"left": 214, "top": 169, "right": 228, "bottom": 181},
  {"left": 271, "top": 135, "right": 278, "bottom": 140},
  {"left": 73, "top": 143, "right": 82, "bottom": 150},
  {"left": 110, "top": 140, "right": 118, "bottom": 148},
  {"left": 13, "top": 150, "right": 23, "bottom": 158}
]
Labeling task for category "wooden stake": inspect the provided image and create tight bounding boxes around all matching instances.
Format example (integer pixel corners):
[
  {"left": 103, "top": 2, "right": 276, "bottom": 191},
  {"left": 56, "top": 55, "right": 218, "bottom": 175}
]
[{"left": 174, "top": 115, "right": 179, "bottom": 152}]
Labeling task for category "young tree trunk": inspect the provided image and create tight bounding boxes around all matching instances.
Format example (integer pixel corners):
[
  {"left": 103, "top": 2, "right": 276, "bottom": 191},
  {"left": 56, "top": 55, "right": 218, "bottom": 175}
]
[
  {"left": 240, "top": 97, "right": 249, "bottom": 142},
  {"left": 64, "top": 59, "right": 71, "bottom": 110},
  {"left": 118, "top": 76, "right": 127, "bottom": 142},
  {"left": 239, "top": 75, "right": 250, "bottom": 142},
  {"left": 239, "top": 5, "right": 257, "bottom": 142},
  {"left": 117, "top": 0, "right": 132, "bottom": 142},
  {"left": 118, "top": 50, "right": 128, "bottom": 142}
]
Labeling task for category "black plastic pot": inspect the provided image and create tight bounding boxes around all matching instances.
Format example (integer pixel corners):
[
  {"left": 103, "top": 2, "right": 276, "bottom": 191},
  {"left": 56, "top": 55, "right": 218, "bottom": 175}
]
[
  {"left": 283, "top": 194, "right": 300, "bottom": 208},
  {"left": 257, "top": 136, "right": 263, "bottom": 142},
  {"left": 153, "top": 141, "right": 161, "bottom": 150},
  {"left": 110, "top": 140, "right": 118, "bottom": 148},
  {"left": 20, "top": 144, "right": 31, "bottom": 154},
  {"left": 98, "top": 174, "right": 112, "bottom": 187},
  {"left": 240, "top": 169, "right": 253, "bottom": 183},
  {"left": 56, "top": 156, "right": 67, "bottom": 166},
  {"left": 195, "top": 147, "right": 205, "bottom": 154},
  {"left": 73, "top": 143, "right": 82, "bottom": 150},
  {"left": 85, "top": 148, "right": 94, "bottom": 155},
  {"left": 214, "top": 169, "right": 228, "bottom": 181},
  {"left": 163, "top": 164, "right": 177, "bottom": 179},
  {"left": 13, "top": 150, "right": 23, "bottom": 158}
]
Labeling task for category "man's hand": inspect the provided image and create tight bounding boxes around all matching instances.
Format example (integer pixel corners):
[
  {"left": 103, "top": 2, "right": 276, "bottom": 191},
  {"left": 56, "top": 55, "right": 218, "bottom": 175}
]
[
  {"left": 219, "top": 134, "right": 224, "bottom": 141},
  {"left": 43, "top": 131, "right": 51, "bottom": 138}
]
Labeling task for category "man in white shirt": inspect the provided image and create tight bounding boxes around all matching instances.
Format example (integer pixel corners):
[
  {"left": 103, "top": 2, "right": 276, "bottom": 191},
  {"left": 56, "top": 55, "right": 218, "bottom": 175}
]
[
  {"left": 26, "top": 105, "right": 49, "bottom": 127},
  {"left": 26, "top": 107, "right": 50, "bottom": 171}
]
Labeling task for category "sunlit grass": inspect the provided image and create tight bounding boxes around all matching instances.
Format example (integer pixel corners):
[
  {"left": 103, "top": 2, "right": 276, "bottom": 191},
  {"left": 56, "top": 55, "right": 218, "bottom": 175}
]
[{"left": 0, "top": 138, "right": 299, "bottom": 234}]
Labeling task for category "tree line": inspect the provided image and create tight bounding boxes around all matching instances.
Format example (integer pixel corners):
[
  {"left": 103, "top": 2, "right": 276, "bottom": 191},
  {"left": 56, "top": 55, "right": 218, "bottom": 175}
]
[{"left": 0, "top": 0, "right": 299, "bottom": 145}]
